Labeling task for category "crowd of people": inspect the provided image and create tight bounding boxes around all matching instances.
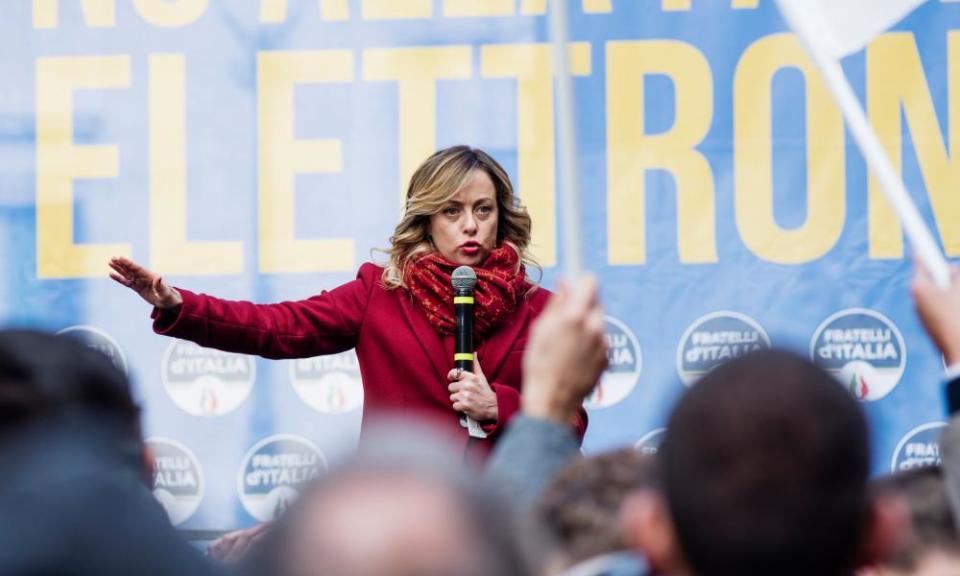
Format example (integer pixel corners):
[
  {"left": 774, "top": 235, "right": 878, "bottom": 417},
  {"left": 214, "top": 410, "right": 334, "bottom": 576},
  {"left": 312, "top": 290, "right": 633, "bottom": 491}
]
[{"left": 3, "top": 265, "right": 960, "bottom": 576}]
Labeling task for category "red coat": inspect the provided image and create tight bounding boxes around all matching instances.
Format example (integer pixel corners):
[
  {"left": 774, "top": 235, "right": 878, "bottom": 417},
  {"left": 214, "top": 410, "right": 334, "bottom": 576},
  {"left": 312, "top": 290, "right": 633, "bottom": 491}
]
[{"left": 152, "top": 263, "right": 588, "bottom": 454}]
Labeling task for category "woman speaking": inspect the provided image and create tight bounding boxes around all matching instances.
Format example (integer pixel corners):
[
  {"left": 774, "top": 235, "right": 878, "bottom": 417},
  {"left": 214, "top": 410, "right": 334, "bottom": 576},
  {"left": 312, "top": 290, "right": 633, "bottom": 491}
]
[{"left": 110, "top": 145, "right": 588, "bottom": 454}]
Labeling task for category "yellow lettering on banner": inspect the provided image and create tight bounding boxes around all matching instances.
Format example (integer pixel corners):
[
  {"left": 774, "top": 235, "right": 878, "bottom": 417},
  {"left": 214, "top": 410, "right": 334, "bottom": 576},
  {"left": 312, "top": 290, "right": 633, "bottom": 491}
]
[
  {"left": 519, "top": 0, "right": 545, "bottom": 13},
  {"left": 867, "top": 32, "right": 960, "bottom": 258},
  {"left": 518, "top": 0, "right": 612, "bottom": 15},
  {"left": 607, "top": 40, "right": 717, "bottom": 265},
  {"left": 36, "top": 56, "right": 131, "bottom": 278},
  {"left": 132, "top": 0, "right": 209, "bottom": 27},
  {"left": 481, "top": 43, "right": 591, "bottom": 267},
  {"left": 33, "top": 0, "right": 115, "bottom": 29},
  {"left": 443, "top": 0, "right": 513, "bottom": 17},
  {"left": 258, "top": 51, "right": 355, "bottom": 273},
  {"left": 731, "top": 0, "right": 760, "bottom": 8},
  {"left": 583, "top": 0, "right": 612, "bottom": 12},
  {"left": 362, "top": 46, "right": 473, "bottom": 206},
  {"left": 259, "top": 0, "right": 349, "bottom": 23},
  {"left": 662, "top": 0, "right": 691, "bottom": 11},
  {"left": 734, "top": 34, "right": 845, "bottom": 263},
  {"left": 149, "top": 55, "right": 243, "bottom": 275},
  {"left": 362, "top": 0, "right": 431, "bottom": 19}
]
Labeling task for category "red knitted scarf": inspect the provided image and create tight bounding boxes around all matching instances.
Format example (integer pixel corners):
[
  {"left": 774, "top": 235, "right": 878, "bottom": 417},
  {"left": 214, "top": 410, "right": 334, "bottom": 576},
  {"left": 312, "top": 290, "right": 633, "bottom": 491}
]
[{"left": 405, "top": 245, "right": 527, "bottom": 337}]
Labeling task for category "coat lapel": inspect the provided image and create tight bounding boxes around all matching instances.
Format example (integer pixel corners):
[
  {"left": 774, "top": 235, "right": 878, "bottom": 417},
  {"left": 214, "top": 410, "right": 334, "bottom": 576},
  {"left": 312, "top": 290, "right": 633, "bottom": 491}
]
[
  {"left": 397, "top": 290, "right": 451, "bottom": 383},
  {"left": 478, "top": 300, "right": 531, "bottom": 381}
]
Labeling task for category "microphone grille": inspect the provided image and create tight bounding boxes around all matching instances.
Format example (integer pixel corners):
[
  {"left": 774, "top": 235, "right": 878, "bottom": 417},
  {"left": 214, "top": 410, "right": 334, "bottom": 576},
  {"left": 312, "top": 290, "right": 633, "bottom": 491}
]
[{"left": 451, "top": 266, "right": 477, "bottom": 290}]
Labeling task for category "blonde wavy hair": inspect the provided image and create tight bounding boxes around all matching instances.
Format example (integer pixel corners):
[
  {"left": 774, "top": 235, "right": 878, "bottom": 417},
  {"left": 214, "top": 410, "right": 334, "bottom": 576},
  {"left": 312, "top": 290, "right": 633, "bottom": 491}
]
[{"left": 380, "top": 145, "right": 538, "bottom": 290}]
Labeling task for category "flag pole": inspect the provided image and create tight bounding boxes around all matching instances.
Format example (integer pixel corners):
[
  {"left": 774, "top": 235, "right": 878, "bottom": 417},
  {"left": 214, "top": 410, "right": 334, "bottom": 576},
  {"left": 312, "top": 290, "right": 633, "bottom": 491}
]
[
  {"left": 549, "top": 0, "right": 583, "bottom": 279},
  {"left": 777, "top": 0, "right": 951, "bottom": 287}
]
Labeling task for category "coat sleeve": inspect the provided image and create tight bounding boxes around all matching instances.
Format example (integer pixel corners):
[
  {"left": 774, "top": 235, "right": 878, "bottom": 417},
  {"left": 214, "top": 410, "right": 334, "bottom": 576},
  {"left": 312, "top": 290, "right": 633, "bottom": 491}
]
[
  {"left": 482, "top": 384, "right": 522, "bottom": 437},
  {"left": 946, "top": 375, "right": 960, "bottom": 416},
  {"left": 483, "top": 416, "right": 581, "bottom": 508},
  {"left": 481, "top": 386, "right": 587, "bottom": 444},
  {"left": 151, "top": 263, "right": 379, "bottom": 359}
]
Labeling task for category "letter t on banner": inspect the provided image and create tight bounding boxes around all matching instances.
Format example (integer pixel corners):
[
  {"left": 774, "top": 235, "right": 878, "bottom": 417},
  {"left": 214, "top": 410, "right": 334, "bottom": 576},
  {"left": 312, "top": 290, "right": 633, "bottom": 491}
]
[{"left": 775, "top": 0, "right": 950, "bottom": 287}]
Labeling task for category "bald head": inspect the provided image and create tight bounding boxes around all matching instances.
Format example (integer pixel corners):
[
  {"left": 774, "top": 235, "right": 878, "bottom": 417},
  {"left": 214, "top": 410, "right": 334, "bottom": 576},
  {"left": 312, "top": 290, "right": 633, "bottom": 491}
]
[
  {"left": 287, "top": 472, "right": 484, "bottom": 576},
  {"left": 274, "top": 424, "right": 537, "bottom": 576}
]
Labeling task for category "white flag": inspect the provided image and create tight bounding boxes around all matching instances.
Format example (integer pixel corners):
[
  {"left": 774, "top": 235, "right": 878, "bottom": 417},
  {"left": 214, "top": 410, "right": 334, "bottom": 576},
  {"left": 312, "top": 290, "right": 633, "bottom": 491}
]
[
  {"left": 777, "top": 0, "right": 926, "bottom": 58},
  {"left": 776, "top": 0, "right": 950, "bottom": 287}
]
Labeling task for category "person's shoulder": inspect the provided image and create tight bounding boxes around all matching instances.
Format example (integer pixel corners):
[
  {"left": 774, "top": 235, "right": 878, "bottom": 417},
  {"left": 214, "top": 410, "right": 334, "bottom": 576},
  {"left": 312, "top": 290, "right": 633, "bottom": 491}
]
[
  {"left": 355, "top": 263, "right": 396, "bottom": 302},
  {"left": 356, "top": 262, "right": 387, "bottom": 287},
  {"left": 357, "top": 262, "right": 385, "bottom": 278},
  {"left": 525, "top": 283, "right": 553, "bottom": 311}
]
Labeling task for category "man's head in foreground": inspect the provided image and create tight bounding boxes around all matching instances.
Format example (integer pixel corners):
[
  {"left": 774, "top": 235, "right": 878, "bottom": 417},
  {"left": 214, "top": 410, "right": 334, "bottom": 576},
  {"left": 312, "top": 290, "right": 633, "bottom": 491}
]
[
  {"left": 271, "top": 423, "right": 539, "bottom": 576},
  {"left": 538, "top": 448, "right": 658, "bottom": 567},
  {"left": 626, "top": 349, "right": 902, "bottom": 576},
  {"left": 0, "top": 329, "right": 142, "bottom": 452}
]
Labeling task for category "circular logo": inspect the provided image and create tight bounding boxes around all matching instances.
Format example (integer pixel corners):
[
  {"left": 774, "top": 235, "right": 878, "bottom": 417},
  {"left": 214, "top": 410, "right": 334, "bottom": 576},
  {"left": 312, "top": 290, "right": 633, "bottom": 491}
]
[
  {"left": 56, "top": 325, "right": 127, "bottom": 374},
  {"left": 635, "top": 428, "right": 667, "bottom": 455},
  {"left": 810, "top": 308, "right": 906, "bottom": 402},
  {"left": 891, "top": 422, "right": 947, "bottom": 472},
  {"left": 676, "top": 312, "right": 770, "bottom": 385},
  {"left": 584, "top": 316, "right": 642, "bottom": 409},
  {"left": 237, "top": 435, "right": 327, "bottom": 522},
  {"left": 289, "top": 350, "right": 364, "bottom": 413},
  {"left": 162, "top": 340, "right": 255, "bottom": 417},
  {"left": 145, "top": 437, "right": 204, "bottom": 526}
]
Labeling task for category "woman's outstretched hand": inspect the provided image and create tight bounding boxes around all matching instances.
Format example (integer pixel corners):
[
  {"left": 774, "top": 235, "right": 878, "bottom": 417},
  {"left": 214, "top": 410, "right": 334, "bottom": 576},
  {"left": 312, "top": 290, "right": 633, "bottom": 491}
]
[{"left": 109, "top": 256, "right": 183, "bottom": 311}]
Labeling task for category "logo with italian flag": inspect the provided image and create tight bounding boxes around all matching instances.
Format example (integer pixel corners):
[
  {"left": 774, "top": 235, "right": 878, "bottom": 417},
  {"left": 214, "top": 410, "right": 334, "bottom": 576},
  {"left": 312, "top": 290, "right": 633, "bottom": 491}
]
[{"left": 810, "top": 308, "right": 906, "bottom": 402}]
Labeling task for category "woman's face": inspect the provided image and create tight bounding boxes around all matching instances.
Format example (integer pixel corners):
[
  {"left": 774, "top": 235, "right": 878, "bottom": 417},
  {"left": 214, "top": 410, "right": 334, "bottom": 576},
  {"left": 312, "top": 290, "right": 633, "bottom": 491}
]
[{"left": 428, "top": 169, "right": 499, "bottom": 266}]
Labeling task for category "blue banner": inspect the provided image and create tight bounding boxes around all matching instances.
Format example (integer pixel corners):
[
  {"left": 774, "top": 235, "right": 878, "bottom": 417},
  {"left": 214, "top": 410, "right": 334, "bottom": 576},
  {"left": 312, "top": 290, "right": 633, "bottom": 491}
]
[{"left": 2, "top": 0, "right": 959, "bottom": 530}]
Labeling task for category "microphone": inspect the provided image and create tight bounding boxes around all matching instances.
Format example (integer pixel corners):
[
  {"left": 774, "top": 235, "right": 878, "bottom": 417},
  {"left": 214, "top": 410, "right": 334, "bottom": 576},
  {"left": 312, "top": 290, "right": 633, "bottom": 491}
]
[{"left": 452, "top": 266, "right": 486, "bottom": 439}]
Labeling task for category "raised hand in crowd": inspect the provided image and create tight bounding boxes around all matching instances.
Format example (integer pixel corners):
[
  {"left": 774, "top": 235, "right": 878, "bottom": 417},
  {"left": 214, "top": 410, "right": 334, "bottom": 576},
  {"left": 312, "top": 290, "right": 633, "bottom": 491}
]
[
  {"left": 109, "top": 256, "right": 183, "bottom": 311},
  {"left": 483, "top": 275, "right": 608, "bottom": 508},
  {"left": 911, "top": 263, "right": 960, "bottom": 366},
  {"left": 521, "top": 275, "right": 608, "bottom": 424}
]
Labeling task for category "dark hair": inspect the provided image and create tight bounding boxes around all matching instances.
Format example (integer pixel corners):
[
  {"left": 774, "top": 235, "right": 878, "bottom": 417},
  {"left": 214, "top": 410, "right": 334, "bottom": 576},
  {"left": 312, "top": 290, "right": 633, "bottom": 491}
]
[
  {"left": 0, "top": 330, "right": 141, "bottom": 441},
  {"left": 538, "top": 448, "right": 659, "bottom": 564},
  {"left": 871, "top": 466, "right": 960, "bottom": 571},
  {"left": 660, "top": 349, "right": 870, "bottom": 576}
]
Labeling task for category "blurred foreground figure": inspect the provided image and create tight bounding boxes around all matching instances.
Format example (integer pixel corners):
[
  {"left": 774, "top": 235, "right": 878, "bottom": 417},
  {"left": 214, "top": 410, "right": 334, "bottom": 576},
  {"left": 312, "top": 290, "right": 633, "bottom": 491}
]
[
  {"left": 911, "top": 264, "right": 960, "bottom": 530},
  {"left": 250, "top": 422, "right": 540, "bottom": 576},
  {"left": 0, "top": 330, "right": 215, "bottom": 576},
  {"left": 859, "top": 467, "right": 960, "bottom": 576},
  {"left": 625, "top": 350, "right": 903, "bottom": 576},
  {"left": 538, "top": 449, "right": 657, "bottom": 575}
]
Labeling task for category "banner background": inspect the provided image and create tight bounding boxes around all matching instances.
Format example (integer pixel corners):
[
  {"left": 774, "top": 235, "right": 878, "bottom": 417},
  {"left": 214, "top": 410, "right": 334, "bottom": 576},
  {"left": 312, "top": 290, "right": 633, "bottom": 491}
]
[{"left": 1, "top": 0, "right": 958, "bottom": 530}]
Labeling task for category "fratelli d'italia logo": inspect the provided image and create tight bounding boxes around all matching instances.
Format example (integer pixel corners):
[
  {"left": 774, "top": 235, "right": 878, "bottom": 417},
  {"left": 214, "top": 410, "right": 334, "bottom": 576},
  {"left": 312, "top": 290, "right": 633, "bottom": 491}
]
[
  {"left": 145, "top": 437, "right": 203, "bottom": 526},
  {"left": 891, "top": 422, "right": 947, "bottom": 472},
  {"left": 810, "top": 308, "right": 906, "bottom": 402},
  {"left": 162, "top": 340, "right": 255, "bottom": 417},
  {"left": 584, "top": 316, "right": 642, "bottom": 409},
  {"left": 57, "top": 325, "right": 128, "bottom": 374},
  {"left": 237, "top": 435, "right": 326, "bottom": 522},
  {"left": 289, "top": 350, "right": 364, "bottom": 413},
  {"left": 676, "top": 312, "right": 770, "bottom": 385},
  {"left": 635, "top": 428, "right": 667, "bottom": 455}
]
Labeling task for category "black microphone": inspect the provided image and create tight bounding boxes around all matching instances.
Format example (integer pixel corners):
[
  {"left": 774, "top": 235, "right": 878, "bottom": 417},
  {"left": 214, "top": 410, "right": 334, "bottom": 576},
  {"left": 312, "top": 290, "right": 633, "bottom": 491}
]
[
  {"left": 452, "top": 266, "right": 476, "bottom": 373},
  {"left": 451, "top": 266, "right": 485, "bottom": 438}
]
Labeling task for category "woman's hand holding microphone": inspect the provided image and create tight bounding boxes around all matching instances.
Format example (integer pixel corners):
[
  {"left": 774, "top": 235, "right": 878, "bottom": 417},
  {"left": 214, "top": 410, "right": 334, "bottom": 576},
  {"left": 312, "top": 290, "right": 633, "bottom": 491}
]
[{"left": 447, "top": 357, "right": 498, "bottom": 422}]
